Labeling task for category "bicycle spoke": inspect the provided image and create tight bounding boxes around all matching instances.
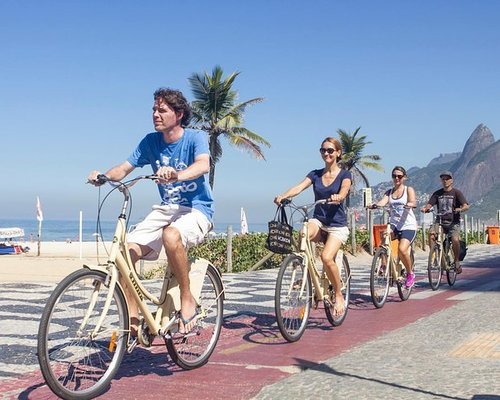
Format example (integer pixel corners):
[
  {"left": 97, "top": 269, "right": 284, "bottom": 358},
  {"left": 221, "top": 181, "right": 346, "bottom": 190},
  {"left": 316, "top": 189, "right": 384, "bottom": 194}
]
[
  {"left": 275, "top": 254, "right": 311, "bottom": 342},
  {"left": 166, "top": 264, "right": 223, "bottom": 369},
  {"left": 370, "top": 248, "right": 390, "bottom": 308},
  {"left": 38, "top": 269, "right": 128, "bottom": 399}
]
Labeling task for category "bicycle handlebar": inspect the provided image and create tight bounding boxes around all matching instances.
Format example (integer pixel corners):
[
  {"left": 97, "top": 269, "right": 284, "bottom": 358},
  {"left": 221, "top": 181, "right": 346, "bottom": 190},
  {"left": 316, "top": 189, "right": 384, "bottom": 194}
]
[
  {"left": 423, "top": 208, "right": 449, "bottom": 217},
  {"left": 278, "top": 198, "right": 338, "bottom": 220},
  {"left": 368, "top": 204, "right": 415, "bottom": 210},
  {"left": 93, "top": 174, "right": 159, "bottom": 188}
]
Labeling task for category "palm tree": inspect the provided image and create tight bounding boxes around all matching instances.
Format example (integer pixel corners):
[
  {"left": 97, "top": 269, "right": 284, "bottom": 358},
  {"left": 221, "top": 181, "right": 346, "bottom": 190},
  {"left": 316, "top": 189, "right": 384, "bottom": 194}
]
[
  {"left": 188, "top": 65, "right": 270, "bottom": 189},
  {"left": 337, "top": 127, "right": 384, "bottom": 207}
]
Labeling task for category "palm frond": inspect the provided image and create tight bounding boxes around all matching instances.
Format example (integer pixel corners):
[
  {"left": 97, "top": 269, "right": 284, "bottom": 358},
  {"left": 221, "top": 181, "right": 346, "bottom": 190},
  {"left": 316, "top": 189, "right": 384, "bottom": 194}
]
[
  {"left": 225, "top": 134, "right": 266, "bottom": 160},
  {"left": 188, "top": 65, "right": 268, "bottom": 187},
  {"left": 231, "top": 127, "right": 271, "bottom": 147}
]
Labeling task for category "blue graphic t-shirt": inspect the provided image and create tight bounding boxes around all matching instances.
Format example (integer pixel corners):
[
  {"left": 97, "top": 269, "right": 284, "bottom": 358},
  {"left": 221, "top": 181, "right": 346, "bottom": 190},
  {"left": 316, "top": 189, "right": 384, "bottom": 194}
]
[
  {"left": 127, "top": 129, "right": 214, "bottom": 221},
  {"left": 306, "top": 168, "right": 352, "bottom": 227}
]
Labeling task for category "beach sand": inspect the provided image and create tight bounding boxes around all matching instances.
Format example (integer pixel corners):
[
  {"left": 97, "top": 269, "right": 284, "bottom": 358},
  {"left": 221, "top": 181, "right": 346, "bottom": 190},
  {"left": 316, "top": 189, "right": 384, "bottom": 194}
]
[{"left": 0, "top": 241, "right": 164, "bottom": 283}]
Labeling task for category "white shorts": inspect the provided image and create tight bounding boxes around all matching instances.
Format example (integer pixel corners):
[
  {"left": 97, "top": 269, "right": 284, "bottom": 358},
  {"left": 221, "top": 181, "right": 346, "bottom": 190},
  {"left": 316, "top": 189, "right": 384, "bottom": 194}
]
[
  {"left": 127, "top": 205, "right": 212, "bottom": 260},
  {"left": 310, "top": 219, "right": 349, "bottom": 244}
]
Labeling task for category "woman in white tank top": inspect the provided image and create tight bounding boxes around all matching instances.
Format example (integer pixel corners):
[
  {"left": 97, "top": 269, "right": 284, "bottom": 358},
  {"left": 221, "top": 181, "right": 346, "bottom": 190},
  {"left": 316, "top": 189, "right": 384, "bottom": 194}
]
[{"left": 369, "top": 166, "right": 417, "bottom": 288}]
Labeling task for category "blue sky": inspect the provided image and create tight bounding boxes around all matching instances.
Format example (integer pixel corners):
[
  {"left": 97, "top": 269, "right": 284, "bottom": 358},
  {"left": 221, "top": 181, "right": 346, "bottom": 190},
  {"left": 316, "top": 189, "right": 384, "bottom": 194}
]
[{"left": 1, "top": 0, "right": 499, "bottom": 227}]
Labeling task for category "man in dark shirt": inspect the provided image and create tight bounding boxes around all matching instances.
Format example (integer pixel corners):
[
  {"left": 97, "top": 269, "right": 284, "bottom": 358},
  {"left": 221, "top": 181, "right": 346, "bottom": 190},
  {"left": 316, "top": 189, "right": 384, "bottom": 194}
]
[{"left": 421, "top": 171, "right": 469, "bottom": 273}]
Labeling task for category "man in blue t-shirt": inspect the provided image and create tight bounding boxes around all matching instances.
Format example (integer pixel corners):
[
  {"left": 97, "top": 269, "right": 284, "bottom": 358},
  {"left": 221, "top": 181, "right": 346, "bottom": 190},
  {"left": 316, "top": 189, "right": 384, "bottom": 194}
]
[{"left": 88, "top": 88, "right": 214, "bottom": 335}]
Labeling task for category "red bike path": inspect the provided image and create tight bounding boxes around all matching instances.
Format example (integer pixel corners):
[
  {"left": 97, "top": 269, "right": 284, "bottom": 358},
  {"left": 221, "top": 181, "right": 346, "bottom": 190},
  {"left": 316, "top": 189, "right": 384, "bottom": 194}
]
[{"left": 4, "top": 262, "right": 498, "bottom": 400}]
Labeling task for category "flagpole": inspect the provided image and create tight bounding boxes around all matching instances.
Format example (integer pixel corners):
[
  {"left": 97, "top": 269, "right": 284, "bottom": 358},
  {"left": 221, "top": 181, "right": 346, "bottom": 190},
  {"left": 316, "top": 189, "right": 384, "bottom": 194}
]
[
  {"left": 79, "top": 211, "right": 83, "bottom": 259},
  {"left": 37, "top": 219, "right": 42, "bottom": 256},
  {"left": 36, "top": 196, "right": 44, "bottom": 256}
]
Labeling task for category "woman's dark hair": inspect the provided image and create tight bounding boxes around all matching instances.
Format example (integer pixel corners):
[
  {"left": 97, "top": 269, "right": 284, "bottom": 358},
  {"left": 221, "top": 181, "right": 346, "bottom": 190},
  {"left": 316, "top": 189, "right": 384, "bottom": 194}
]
[
  {"left": 392, "top": 165, "right": 407, "bottom": 176},
  {"left": 153, "top": 88, "right": 192, "bottom": 127}
]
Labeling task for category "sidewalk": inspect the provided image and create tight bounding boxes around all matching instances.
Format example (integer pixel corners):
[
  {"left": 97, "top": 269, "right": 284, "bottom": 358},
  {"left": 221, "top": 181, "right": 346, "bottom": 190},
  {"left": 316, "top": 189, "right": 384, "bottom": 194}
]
[
  {"left": 1, "top": 244, "right": 499, "bottom": 400},
  {"left": 255, "top": 246, "right": 500, "bottom": 399}
]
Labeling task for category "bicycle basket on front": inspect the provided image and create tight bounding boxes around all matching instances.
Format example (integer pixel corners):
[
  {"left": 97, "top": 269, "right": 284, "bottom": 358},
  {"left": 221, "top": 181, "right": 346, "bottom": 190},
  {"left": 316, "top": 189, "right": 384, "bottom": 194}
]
[{"left": 265, "top": 206, "right": 293, "bottom": 254}]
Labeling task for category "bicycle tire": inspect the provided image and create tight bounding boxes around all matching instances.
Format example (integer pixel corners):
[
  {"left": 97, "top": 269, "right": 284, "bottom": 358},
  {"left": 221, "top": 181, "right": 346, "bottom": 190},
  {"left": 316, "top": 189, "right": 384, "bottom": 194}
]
[
  {"left": 370, "top": 247, "right": 390, "bottom": 308},
  {"left": 166, "top": 263, "right": 224, "bottom": 370},
  {"left": 324, "top": 254, "right": 351, "bottom": 326},
  {"left": 275, "top": 254, "right": 312, "bottom": 342},
  {"left": 444, "top": 239, "right": 457, "bottom": 286},
  {"left": 427, "top": 243, "right": 442, "bottom": 291},
  {"left": 37, "top": 268, "right": 128, "bottom": 400},
  {"left": 397, "top": 248, "right": 414, "bottom": 301}
]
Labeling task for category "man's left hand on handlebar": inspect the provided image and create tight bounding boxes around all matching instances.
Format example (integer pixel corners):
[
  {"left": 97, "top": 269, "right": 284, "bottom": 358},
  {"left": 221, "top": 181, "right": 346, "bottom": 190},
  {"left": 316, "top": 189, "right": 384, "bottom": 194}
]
[
  {"left": 155, "top": 166, "right": 179, "bottom": 184},
  {"left": 87, "top": 170, "right": 106, "bottom": 186}
]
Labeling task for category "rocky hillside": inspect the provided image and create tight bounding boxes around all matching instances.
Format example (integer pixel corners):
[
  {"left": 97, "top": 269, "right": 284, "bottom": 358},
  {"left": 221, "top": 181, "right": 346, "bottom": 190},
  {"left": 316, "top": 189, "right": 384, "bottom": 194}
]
[{"left": 364, "top": 124, "right": 500, "bottom": 224}]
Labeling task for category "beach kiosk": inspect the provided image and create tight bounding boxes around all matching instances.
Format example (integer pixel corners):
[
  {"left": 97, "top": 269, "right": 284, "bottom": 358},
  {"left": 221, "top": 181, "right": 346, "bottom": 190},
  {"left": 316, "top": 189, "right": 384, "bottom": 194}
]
[{"left": 0, "top": 227, "right": 26, "bottom": 255}]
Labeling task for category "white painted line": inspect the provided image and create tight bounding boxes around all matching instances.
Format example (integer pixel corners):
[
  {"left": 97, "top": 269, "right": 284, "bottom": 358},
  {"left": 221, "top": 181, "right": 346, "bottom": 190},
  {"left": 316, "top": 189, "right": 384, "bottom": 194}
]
[
  {"left": 410, "top": 279, "right": 474, "bottom": 299},
  {"left": 447, "top": 280, "right": 500, "bottom": 301},
  {"left": 211, "top": 361, "right": 301, "bottom": 374}
]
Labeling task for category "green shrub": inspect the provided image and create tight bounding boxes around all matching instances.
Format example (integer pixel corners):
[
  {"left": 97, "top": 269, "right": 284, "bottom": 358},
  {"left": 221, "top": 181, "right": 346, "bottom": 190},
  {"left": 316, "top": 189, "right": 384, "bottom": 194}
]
[
  {"left": 188, "top": 232, "right": 285, "bottom": 273},
  {"left": 167, "top": 225, "right": 489, "bottom": 276}
]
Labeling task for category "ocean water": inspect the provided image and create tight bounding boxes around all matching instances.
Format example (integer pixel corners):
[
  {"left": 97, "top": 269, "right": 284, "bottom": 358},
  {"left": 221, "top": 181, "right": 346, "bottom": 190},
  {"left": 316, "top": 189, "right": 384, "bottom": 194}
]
[{"left": 0, "top": 218, "right": 267, "bottom": 242}]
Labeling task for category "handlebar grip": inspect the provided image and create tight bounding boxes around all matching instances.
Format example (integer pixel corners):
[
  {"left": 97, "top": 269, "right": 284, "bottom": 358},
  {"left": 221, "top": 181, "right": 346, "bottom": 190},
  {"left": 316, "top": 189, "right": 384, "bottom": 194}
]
[
  {"left": 95, "top": 174, "right": 108, "bottom": 185},
  {"left": 280, "top": 198, "right": 292, "bottom": 206}
]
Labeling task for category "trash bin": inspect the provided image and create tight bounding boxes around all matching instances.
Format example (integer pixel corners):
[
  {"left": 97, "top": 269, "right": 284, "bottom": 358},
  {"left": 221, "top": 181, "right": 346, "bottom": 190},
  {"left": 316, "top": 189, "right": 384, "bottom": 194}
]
[
  {"left": 486, "top": 226, "right": 499, "bottom": 244},
  {"left": 373, "top": 224, "right": 386, "bottom": 248}
]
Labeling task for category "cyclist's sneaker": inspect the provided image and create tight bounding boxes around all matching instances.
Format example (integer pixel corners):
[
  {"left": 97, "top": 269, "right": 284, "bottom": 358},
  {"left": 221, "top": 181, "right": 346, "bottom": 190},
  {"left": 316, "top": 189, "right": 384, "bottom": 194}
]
[
  {"left": 455, "top": 262, "right": 462, "bottom": 274},
  {"left": 405, "top": 273, "right": 415, "bottom": 289}
]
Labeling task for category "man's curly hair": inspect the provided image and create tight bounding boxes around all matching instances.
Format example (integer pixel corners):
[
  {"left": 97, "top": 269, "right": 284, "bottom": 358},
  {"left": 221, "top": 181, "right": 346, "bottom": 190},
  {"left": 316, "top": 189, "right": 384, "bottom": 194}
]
[{"left": 153, "top": 88, "right": 192, "bottom": 127}]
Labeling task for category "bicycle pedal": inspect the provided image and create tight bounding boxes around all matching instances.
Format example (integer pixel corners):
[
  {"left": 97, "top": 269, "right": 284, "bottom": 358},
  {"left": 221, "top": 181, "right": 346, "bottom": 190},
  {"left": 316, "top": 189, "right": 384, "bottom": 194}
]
[{"left": 127, "top": 337, "right": 138, "bottom": 354}]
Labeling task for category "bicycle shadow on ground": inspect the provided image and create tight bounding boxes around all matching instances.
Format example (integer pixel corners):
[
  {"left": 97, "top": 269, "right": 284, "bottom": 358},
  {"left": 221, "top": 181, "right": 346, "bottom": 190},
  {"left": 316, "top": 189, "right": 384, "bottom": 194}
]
[
  {"left": 18, "top": 345, "right": 179, "bottom": 400},
  {"left": 223, "top": 312, "right": 283, "bottom": 345},
  {"left": 222, "top": 309, "right": 345, "bottom": 346},
  {"left": 113, "top": 343, "right": 177, "bottom": 380},
  {"left": 291, "top": 357, "right": 471, "bottom": 400},
  {"left": 16, "top": 381, "right": 52, "bottom": 400}
]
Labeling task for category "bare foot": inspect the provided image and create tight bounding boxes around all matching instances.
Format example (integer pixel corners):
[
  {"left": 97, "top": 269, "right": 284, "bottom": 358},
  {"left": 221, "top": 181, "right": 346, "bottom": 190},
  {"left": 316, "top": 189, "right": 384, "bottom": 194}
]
[
  {"left": 178, "top": 297, "right": 200, "bottom": 334},
  {"left": 334, "top": 296, "right": 346, "bottom": 317}
]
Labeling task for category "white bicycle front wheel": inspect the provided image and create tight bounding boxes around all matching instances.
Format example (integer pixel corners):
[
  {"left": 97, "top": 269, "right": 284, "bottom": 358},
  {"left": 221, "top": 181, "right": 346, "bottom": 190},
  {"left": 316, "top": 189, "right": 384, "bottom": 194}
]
[
  {"left": 275, "top": 254, "right": 312, "bottom": 342},
  {"left": 37, "top": 269, "right": 128, "bottom": 400}
]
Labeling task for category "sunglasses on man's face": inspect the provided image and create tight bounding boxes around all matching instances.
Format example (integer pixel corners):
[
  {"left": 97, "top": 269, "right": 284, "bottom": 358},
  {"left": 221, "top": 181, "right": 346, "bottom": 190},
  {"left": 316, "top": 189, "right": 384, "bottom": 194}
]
[
  {"left": 319, "top": 148, "right": 336, "bottom": 155},
  {"left": 392, "top": 174, "right": 404, "bottom": 179}
]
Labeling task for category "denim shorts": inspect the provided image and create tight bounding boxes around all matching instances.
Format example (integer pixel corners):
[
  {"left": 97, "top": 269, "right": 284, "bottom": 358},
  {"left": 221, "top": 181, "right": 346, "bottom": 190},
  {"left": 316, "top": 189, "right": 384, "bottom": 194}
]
[{"left": 390, "top": 226, "right": 416, "bottom": 243}]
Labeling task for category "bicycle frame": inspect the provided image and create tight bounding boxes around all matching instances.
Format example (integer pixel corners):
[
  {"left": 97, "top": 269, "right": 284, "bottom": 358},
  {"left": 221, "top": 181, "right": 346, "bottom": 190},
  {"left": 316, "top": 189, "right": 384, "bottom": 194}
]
[
  {"left": 82, "top": 176, "right": 211, "bottom": 343},
  {"left": 293, "top": 202, "right": 347, "bottom": 304},
  {"left": 430, "top": 212, "right": 455, "bottom": 269},
  {"left": 379, "top": 222, "right": 404, "bottom": 282}
]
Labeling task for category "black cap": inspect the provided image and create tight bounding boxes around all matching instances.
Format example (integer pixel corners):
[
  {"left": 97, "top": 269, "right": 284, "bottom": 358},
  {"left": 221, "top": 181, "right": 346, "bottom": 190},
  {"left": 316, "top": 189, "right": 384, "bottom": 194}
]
[{"left": 440, "top": 170, "right": 453, "bottom": 179}]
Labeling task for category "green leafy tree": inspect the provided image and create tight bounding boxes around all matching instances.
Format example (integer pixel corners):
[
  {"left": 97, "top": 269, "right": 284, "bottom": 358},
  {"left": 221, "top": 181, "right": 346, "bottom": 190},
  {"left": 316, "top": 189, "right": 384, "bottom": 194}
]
[
  {"left": 337, "top": 127, "right": 384, "bottom": 207},
  {"left": 188, "top": 65, "right": 270, "bottom": 188}
]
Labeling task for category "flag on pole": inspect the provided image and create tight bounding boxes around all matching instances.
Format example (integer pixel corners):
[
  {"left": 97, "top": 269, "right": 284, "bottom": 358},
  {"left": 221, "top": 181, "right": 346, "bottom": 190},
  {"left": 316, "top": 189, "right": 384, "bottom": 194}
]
[
  {"left": 36, "top": 196, "right": 44, "bottom": 222},
  {"left": 240, "top": 207, "right": 249, "bottom": 235},
  {"left": 353, "top": 208, "right": 360, "bottom": 222}
]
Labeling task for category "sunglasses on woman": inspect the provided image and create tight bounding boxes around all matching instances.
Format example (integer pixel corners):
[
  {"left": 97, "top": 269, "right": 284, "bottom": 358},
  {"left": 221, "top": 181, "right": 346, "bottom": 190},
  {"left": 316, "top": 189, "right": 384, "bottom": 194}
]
[
  {"left": 392, "top": 174, "right": 404, "bottom": 179},
  {"left": 319, "top": 148, "right": 336, "bottom": 155}
]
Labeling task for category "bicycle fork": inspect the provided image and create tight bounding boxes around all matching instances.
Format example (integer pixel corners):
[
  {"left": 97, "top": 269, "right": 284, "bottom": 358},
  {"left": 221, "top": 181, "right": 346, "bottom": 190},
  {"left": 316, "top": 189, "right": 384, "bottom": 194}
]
[{"left": 77, "top": 264, "right": 120, "bottom": 342}]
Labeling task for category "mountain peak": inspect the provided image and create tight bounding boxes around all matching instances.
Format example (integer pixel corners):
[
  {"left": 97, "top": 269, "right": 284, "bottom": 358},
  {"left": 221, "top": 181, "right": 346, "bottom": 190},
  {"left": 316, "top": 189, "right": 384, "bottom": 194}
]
[
  {"left": 452, "top": 124, "right": 495, "bottom": 176},
  {"left": 468, "top": 123, "right": 494, "bottom": 142}
]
